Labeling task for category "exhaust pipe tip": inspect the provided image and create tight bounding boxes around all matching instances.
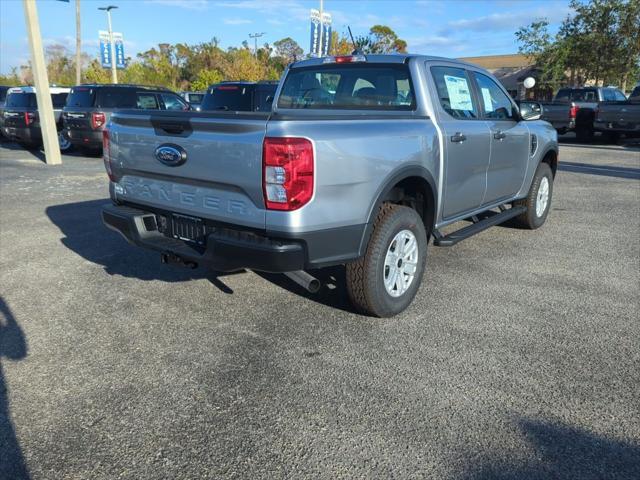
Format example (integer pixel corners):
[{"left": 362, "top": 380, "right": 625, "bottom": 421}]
[{"left": 284, "top": 270, "right": 321, "bottom": 293}]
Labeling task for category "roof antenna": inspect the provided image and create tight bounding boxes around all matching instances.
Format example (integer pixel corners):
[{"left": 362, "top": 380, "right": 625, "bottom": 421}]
[{"left": 348, "top": 26, "right": 362, "bottom": 55}]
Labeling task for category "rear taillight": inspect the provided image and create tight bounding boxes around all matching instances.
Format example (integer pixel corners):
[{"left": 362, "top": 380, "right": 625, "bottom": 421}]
[
  {"left": 103, "top": 129, "right": 115, "bottom": 181},
  {"left": 569, "top": 105, "right": 579, "bottom": 119},
  {"left": 263, "top": 137, "right": 314, "bottom": 211},
  {"left": 24, "top": 112, "right": 35, "bottom": 126},
  {"left": 91, "top": 112, "right": 106, "bottom": 129}
]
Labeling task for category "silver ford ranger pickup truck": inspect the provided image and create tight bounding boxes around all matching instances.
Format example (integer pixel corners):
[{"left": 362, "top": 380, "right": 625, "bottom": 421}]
[{"left": 101, "top": 54, "right": 558, "bottom": 317}]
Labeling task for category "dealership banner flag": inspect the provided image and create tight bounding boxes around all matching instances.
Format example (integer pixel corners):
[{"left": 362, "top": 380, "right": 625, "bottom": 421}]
[
  {"left": 99, "top": 31, "right": 126, "bottom": 69},
  {"left": 310, "top": 10, "right": 332, "bottom": 56}
]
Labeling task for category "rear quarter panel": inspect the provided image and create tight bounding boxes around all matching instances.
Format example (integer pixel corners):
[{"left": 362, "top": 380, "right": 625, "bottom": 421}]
[{"left": 265, "top": 116, "right": 439, "bottom": 233}]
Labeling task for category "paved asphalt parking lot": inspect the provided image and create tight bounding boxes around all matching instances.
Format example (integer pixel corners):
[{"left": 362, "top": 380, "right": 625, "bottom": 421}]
[{"left": 0, "top": 134, "right": 638, "bottom": 479}]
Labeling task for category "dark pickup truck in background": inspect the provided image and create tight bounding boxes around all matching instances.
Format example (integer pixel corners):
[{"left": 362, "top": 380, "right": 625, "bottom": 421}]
[
  {"left": 539, "top": 86, "right": 627, "bottom": 141},
  {"left": 594, "top": 85, "right": 640, "bottom": 140}
]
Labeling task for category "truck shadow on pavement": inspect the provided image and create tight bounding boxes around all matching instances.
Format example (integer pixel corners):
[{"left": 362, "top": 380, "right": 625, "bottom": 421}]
[
  {"left": 0, "top": 298, "right": 30, "bottom": 480},
  {"left": 46, "top": 199, "right": 356, "bottom": 310},
  {"left": 46, "top": 199, "right": 224, "bottom": 285},
  {"left": 463, "top": 418, "right": 640, "bottom": 480},
  {"left": 558, "top": 161, "right": 640, "bottom": 180}
]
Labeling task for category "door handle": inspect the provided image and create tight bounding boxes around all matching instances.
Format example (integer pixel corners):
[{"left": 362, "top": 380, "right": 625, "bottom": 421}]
[
  {"left": 494, "top": 130, "right": 507, "bottom": 140},
  {"left": 450, "top": 132, "right": 466, "bottom": 143}
]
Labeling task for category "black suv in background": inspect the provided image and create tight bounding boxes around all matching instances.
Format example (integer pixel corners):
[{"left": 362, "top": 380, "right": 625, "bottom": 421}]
[
  {"left": 63, "top": 84, "right": 189, "bottom": 153},
  {"left": 0, "top": 86, "right": 11, "bottom": 137},
  {"left": 1, "top": 86, "right": 71, "bottom": 150},
  {"left": 200, "top": 81, "right": 278, "bottom": 112}
]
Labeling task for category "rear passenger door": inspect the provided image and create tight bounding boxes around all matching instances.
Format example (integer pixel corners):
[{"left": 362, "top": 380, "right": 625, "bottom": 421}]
[
  {"left": 471, "top": 71, "right": 529, "bottom": 204},
  {"left": 430, "top": 65, "right": 491, "bottom": 219}
]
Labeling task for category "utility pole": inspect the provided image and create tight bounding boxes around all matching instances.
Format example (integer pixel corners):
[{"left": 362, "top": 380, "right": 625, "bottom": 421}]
[
  {"left": 249, "top": 32, "right": 265, "bottom": 57},
  {"left": 98, "top": 5, "right": 118, "bottom": 83},
  {"left": 318, "top": 0, "right": 323, "bottom": 57},
  {"left": 75, "top": 0, "right": 81, "bottom": 85},
  {"left": 22, "top": 0, "right": 61, "bottom": 165}
]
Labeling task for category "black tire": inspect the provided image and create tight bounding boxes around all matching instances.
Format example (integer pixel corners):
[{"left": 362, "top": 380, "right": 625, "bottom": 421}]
[
  {"left": 346, "top": 203, "right": 427, "bottom": 317},
  {"left": 576, "top": 125, "right": 594, "bottom": 142},
  {"left": 602, "top": 131, "right": 620, "bottom": 144},
  {"left": 79, "top": 146, "right": 102, "bottom": 157},
  {"left": 514, "top": 162, "right": 553, "bottom": 229}
]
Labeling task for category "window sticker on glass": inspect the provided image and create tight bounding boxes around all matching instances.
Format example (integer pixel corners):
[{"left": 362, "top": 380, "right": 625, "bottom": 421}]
[
  {"left": 444, "top": 75, "right": 473, "bottom": 111},
  {"left": 481, "top": 87, "right": 494, "bottom": 112}
]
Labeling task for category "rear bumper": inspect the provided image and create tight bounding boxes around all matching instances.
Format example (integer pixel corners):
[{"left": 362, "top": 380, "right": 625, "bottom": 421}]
[
  {"left": 67, "top": 128, "right": 102, "bottom": 148},
  {"left": 3, "top": 126, "right": 40, "bottom": 144},
  {"left": 102, "top": 203, "right": 307, "bottom": 272},
  {"left": 102, "top": 202, "right": 366, "bottom": 272}
]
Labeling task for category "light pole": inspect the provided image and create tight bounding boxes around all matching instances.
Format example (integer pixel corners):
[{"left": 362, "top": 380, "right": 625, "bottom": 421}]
[
  {"left": 75, "top": 0, "right": 81, "bottom": 85},
  {"left": 98, "top": 5, "right": 118, "bottom": 83},
  {"left": 249, "top": 32, "right": 265, "bottom": 57}
]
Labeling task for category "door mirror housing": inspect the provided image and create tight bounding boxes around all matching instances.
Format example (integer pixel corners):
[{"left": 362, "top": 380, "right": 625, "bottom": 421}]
[{"left": 519, "top": 101, "right": 542, "bottom": 121}]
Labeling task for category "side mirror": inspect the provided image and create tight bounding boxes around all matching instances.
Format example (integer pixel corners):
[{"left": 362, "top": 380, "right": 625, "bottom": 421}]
[{"left": 519, "top": 101, "right": 542, "bottom": 121}]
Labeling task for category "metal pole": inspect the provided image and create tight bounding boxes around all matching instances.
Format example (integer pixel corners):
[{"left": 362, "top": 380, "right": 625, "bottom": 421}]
[
  {"left": 318, "top": 0, "right": 323, "bottom": 56},
  {"left": 106, "top": 9, "right": 117, "bottom": 83},
  {"left": 75, "top": 0, "right": 81, "bottom": 85},
  {"left": 249, "top": 32, "right": 265, "bottom": 58},
  {"left": 22, "top": 0, "right": 61, "bottom": 165}
]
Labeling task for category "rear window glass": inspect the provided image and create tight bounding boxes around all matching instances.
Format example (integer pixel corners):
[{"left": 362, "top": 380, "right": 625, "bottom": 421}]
[
  {"left": 201, "top": 85, "right": 253, "bottom": 111},
  {"left": 630, "top": 87, "right": 640, "bottom": 102},
  {"left": 66, "top": 87, "right": 96, "bottom": 107},
  {"left": 51, "top": 93, "right": 68, "bottom": 108},
  {"left": 6, "top": 93, "right": 37, "bottom": 107},
  {"left": 97, "top": 88, "right": 136, "bottom": 108},
  {"left": 277, "top": 64, "right": 415, "bottom": 110}
]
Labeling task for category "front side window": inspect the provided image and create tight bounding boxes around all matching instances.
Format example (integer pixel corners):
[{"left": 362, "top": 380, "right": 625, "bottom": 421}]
[
  {"left": 161, "top": 93, "right": 188, "bottom": 111},
  {"left": 473, "top": 72, "right": 516, "bottom": 120},
  {"left": 278, "top": 64, "right": 415, "bottom": 110},
  {"left": 431, "top": 66, "right": 478, "bottom": 119}
]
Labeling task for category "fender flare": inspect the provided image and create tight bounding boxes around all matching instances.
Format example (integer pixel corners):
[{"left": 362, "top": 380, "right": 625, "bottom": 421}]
[{"left": 357, "top": 165, "right": 438, "bottom": 256}]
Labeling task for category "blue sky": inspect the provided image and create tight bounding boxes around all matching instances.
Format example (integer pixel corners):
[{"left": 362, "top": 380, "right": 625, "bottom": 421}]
[{"left": 0, "top": 0, "right": 573, "bottom": 74}]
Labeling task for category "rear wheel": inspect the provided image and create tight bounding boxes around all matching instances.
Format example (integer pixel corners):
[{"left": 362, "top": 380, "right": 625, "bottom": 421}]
[
  {"left": 58, "top": 132, "right": 72, "bottom": 152},
  {"left": 346, "top": 203, "right": 427, "bottom": 317},
  {"left": 514, "top": 162, "right": 553, "bottom": 229},
  {"left": 576, "top": 125, "right": 594, "bottom": 142}
]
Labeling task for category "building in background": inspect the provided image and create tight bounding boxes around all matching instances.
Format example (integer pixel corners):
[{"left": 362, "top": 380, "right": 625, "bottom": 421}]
[{"left": 458, "top": 53, "right": 553, "bottom": 101}]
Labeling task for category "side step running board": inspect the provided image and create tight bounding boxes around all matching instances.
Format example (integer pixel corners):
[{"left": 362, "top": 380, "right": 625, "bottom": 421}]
[{"left": 432, "top": 205, "right": 526, "bottom": 247}]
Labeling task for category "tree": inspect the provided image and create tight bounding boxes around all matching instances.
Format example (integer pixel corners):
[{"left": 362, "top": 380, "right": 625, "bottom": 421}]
[
  {"left": 273, "top": 37, "right": 303, "bottom": 64},
  {"left": 516, "top": 0, "right": 640, "bottom": 90},
  {"left": 330, "top": 31, "right": 353, "bottom": 55},
  {"left": 353, "top": 25, "right": 407, "bottom": 54}
]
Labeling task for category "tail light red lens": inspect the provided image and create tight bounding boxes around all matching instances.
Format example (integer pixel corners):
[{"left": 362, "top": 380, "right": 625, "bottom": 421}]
[
  {"left": 569, "top": 105, "right": 579, "bottom": 119},
  {"left": 24, "top": 112, "right": 35, "bottom": 126},
  {"left": 91, "top": 112, "right": 106, "bottom": 130},
  {"left": 103, "top": 129, "right": 115, "bottom": 181},
  {"left": 263, "top": 137, "right": 314, "bottom": 211}
]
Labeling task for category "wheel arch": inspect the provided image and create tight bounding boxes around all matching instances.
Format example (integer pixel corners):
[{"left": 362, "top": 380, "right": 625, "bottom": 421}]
[{"left": 357, "top": 166, "right": 437, "bottom": 256}]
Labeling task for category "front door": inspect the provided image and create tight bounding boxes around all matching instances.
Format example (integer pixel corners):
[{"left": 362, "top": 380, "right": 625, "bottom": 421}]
[
  {"left": 472, "top": 71, "right": 529, "bottom": 204},
  {"left": 430, "top": 66, "right": 491, "bottom": 219}
]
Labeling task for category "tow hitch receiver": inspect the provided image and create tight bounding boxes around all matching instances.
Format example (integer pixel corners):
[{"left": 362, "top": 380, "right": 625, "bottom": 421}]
[{"left": 161, "top": 252, "right": 198, "bottom": 269}]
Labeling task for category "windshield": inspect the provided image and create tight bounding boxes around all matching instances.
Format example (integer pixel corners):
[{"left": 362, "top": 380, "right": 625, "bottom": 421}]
[
  {"left": 278, "top": 63, "right": 415, "bottom": 110},
  {"left": 201, "top": 85, "right": 253, "bottom": 111},
  {"left": 66, "top": 87, "right": 96, "bottom": 107}
]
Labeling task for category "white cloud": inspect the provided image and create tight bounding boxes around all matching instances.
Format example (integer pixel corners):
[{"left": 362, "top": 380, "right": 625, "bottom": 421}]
[{"left": 223, "top": 18, "right": 252, "bottom": 25}]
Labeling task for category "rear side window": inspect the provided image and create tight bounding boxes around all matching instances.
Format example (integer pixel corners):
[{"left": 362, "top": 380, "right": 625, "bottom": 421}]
[
  {"left": 66, "top": 87, "right": 96, "bottom": 107},
  {"left": 97, "top": 88, "right": 136, "bottom": 108},
  {"left": 201, "top": 85, "right": 253, "bottom": 111},
  {"left": 255, "top": 86, "right": 276, "bottom": 111},
  {"left": 571, "top": 89, "right": 597, "bottom": 102},
  {"left": 0, "top": 88, "right": 8, "bottom": 102},
  {"left": 6, "top": 93, "right": 37, "bottom": 108},
  {"left": 136, "top": 93, "right": 159, "bottom": 109},
  {"left": 187, "top": 93, "right": 203, "bottom": 104},
  {"left": 278, "top": 64, "right": 415, "bottom": 110},
  {"left": 630, "top": 87, "right": 640, "bottom": 102},
  {"left": 473, "top": 72, "right": 516, "bottom": 120},
  {"left": 431, "top": 66, "right": 478, "bottom": 119}
]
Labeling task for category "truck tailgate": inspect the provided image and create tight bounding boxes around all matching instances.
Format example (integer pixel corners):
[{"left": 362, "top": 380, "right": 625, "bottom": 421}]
[{"left": 109, "top": 111, "right": 269, "bottom": 229}]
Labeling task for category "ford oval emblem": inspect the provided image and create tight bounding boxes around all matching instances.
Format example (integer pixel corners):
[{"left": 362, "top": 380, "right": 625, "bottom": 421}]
[{"left": 155, "top": 144, "right": 187, "bottom": 166}]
